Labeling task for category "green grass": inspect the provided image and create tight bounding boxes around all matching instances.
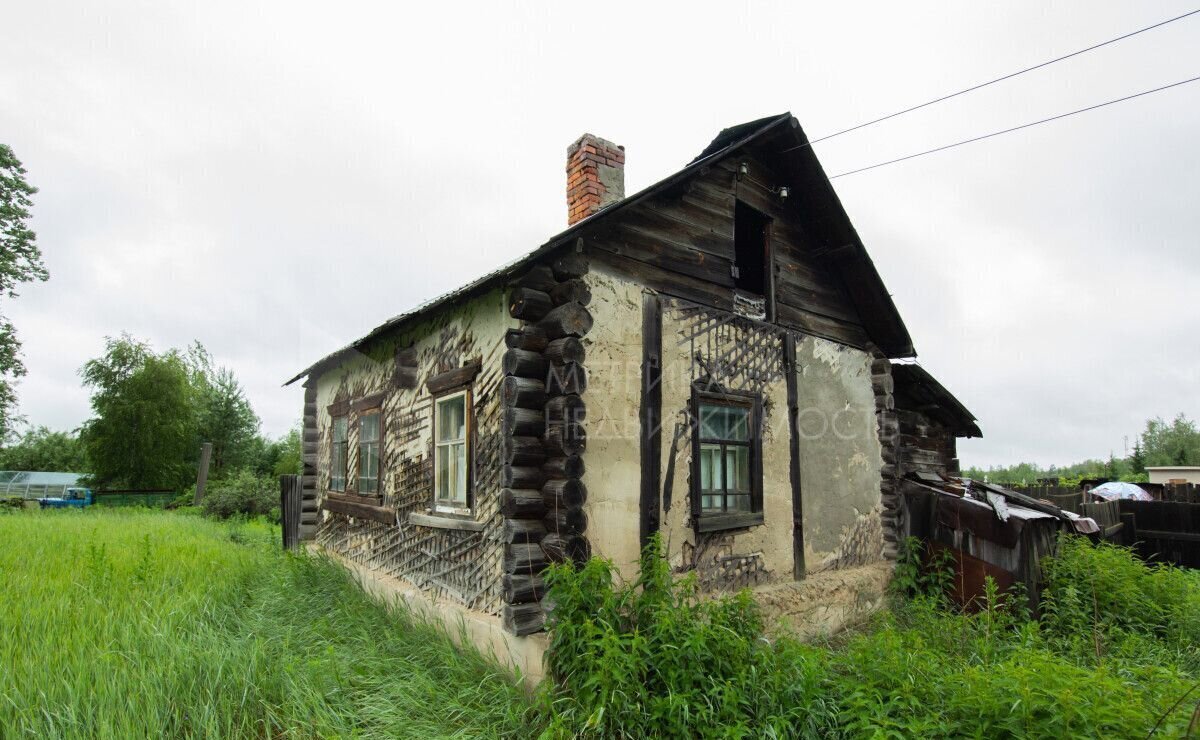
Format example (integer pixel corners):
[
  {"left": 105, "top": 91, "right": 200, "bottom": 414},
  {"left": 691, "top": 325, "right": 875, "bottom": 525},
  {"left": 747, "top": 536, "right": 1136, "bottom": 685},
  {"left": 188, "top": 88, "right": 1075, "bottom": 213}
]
[
  {"left": 539, "top": 535, "right": 1200, "bottom": 738},
  {"left": 5, "top": 510, "right": 1198, "bottom": 738},
  {"left": 0, "top": 508, "right": 537, "bottom": 739}
]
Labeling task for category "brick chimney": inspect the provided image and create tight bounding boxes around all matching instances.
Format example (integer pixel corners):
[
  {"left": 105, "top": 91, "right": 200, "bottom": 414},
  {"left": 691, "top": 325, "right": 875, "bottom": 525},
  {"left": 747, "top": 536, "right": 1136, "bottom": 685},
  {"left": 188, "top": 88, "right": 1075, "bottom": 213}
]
[{"left": 566, "top": 134, "right": 625, "bottom": 226}]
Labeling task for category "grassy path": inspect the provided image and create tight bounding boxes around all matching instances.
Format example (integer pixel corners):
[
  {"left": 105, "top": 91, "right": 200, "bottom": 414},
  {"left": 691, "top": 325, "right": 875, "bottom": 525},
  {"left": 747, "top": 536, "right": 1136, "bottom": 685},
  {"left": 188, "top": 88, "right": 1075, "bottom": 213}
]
[{"left": 0, "top": 509, "right": 537, "bottom": 738}]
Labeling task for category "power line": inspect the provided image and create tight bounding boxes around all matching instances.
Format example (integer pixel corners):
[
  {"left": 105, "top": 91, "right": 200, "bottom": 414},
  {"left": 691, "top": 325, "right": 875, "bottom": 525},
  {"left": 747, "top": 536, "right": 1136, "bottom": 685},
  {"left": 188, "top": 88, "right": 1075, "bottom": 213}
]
[
  {"left": 783, "top": 7, "right": 1200, "bottom": 153},
  {"left": 829, "top": 75, "right": 1200, "bottom": 179}
]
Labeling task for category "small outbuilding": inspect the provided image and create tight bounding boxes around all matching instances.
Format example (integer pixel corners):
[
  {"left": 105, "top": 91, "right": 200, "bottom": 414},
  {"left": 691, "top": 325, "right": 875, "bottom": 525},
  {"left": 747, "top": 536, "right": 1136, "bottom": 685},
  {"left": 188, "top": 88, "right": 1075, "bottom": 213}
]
[{"left": 1147, "top": 466, "right": 1200, "bottom": 485}]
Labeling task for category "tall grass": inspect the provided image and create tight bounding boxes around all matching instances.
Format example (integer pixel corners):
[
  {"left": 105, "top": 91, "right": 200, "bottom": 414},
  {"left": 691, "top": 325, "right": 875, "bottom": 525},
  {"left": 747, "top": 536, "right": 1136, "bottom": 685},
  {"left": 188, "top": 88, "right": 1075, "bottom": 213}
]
[
  {"left": 540, "top": 535, "right": 1200, "bottom": 738},
  {"left": 0, "top": 509, "right": 537, "bottom": 738}
]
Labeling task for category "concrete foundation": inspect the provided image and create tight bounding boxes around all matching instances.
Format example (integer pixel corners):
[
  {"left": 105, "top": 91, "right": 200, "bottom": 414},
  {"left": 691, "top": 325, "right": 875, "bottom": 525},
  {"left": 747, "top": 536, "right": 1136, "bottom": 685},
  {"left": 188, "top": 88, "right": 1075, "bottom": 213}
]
[{"left": 320, "top": 547, "right": 549, "bottom": 687}]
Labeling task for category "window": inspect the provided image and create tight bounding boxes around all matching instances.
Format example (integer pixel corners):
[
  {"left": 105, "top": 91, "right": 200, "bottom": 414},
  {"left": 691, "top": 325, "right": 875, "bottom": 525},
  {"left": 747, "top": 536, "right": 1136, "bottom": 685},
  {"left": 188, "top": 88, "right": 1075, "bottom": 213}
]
[
  {"left": 358, "top": 411, "right": 381, "bottom": 494},
  {"left": 692, "top": 391, "right": 763, "bottom": 531},
  {"left": 434, "top": 391, "right": 470, "bottom": 511},
  {"left": 733, "top": 200, "right": 772, "bottom": 296},
  {"left": 330, "top": 415, "right": 348, "bottom": 492}
]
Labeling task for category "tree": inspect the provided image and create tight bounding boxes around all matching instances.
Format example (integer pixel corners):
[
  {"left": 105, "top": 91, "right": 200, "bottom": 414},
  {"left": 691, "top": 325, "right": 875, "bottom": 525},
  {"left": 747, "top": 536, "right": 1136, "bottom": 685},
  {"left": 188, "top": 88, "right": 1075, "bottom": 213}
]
[
  {"left": 1140, "top": 414, "right": 1200, "bottom": 468},
  {"left": 0, "top": 426, "right": 87, "bottom": 472},
  {"left": 79, "top": 336, "right": 197, "bottom": 489},
  {"left": 186, "top": 344, "right": 260, "bottom": 476},
  {"left": 1130, "top": 441, "right": 1146, "bottom": 475},
  {"left": 0, "top": 145, "right": 49, "bottom": 439}
]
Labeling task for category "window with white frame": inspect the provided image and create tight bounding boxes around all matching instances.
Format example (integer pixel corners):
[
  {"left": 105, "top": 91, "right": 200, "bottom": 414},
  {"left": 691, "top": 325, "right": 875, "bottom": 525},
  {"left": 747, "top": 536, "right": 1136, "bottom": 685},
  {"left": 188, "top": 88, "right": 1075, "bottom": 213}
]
[
  {"left": 692, "top": 390, "right": 763, "bottom": 531},
  {"left": 434, "top": 391, "right": 470, "bottom": 511},
  {"left": 330, "top": 415, "right": 348, "bottom": 492},
  {"left": 358, "top": 410, "right": 381, "bottom": 494}
]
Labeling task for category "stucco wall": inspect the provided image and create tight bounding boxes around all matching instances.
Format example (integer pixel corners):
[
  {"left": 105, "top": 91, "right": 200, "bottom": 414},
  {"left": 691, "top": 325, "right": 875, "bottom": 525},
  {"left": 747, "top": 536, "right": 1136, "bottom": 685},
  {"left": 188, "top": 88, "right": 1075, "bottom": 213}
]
[
  {"left": 583, "top": 268, "right": 885, "bottom": 587},
  {"left": 312, "top": 288, "right": 518, "bottom": 615},
  {"left": 794, "top": 336, "right": 885, "bottom": 570},
  {"left": 580, "top": 271, "right": 644, "bottom": 579}
]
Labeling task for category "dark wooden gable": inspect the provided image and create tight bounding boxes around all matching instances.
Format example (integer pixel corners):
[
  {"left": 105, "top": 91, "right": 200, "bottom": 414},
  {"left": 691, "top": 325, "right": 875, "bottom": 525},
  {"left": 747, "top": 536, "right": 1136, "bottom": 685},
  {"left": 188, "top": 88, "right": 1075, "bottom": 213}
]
[
  {"left": 287, "top": 113, "right": 914, "bottom": 388},
  {"left": 584, "top": 126, "right": 872, "bottom": 350}
]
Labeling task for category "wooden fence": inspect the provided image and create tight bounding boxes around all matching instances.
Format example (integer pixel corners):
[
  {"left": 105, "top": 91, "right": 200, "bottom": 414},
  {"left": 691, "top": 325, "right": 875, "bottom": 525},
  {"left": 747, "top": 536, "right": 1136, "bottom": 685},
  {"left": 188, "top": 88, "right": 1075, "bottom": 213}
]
[
  {"left": 1155, "top": 483, "right": 1200, "bottom": 503},
  {"left": 94, "top": 489, "right": 176, "bottom": 507},
  {"left": 1009, "top": 484, "right": 1200, "bottom": 568},
  {"left": 1117, "top": 499, "right": 1200, "bottom": 569}
]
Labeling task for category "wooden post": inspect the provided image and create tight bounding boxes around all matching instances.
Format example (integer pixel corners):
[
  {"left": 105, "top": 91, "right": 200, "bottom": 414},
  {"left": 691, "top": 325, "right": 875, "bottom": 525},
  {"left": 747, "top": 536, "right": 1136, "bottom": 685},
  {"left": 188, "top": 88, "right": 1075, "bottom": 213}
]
[
  {"left": 784, "top": 334, "right": 806, "bottom": 580},
  {"left": 639, "top": 293, "right": 662, "bottom": 550},
  {"left": 280, "top": 474, "right": 301, "bottom": 550},
  {"left": 193, "top": 442, "right": 213, "bottom": 506}
]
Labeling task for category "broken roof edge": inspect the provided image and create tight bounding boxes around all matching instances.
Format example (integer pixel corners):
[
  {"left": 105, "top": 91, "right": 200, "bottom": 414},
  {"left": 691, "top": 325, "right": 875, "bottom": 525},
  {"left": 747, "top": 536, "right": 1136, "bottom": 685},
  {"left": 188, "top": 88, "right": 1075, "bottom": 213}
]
[
  {"left": 890, "top": 361, "right": 982, "bottom": 438},
  {"left": 284, "top": 113, "right": 795, "bottom": 386}
]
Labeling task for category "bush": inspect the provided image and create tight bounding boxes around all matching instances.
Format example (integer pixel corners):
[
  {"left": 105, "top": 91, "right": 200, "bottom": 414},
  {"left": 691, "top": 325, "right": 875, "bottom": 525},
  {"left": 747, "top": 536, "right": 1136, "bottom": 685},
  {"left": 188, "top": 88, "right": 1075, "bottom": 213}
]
[
  {"left": 540, "top": 535, "right": 834, "bottom": 738},
  {"left": 541, "top": 534, "right": 1200, "bottom": 738},
  {"left": 1041, "top": 534, "right": 1200, "bottom": 654},
  {"left": 199, "top": 469, "right": 279, "bottom": 521}
]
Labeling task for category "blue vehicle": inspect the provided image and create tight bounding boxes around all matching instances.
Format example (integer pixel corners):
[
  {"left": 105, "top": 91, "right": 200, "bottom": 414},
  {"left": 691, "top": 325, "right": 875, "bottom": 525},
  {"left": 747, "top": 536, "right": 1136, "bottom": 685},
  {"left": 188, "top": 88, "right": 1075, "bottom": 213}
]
[{"left": 38, "top": 487, "right": 94, "bottom": 509}]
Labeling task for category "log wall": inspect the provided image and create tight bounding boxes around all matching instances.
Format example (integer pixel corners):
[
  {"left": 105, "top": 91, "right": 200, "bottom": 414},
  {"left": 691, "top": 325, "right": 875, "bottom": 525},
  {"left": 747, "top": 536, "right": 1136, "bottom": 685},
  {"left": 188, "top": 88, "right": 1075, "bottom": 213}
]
[{"left": 500, "top": 248, "right": 594, "bottom": 635}]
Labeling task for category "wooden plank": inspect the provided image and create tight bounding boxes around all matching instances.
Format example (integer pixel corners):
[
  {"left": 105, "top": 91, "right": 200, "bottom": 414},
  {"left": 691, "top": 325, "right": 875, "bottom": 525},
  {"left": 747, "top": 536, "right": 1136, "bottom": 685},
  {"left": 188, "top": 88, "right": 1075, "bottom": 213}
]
[
  {"left": 775, "top": 301, "right": 869, "bottom": 349},
  {"left": 590, "top": 248, "right": 735, "bottom": 312},
  {"left": 408, "top": 512, "right": 486, "bottom": 532},
  {"left": 640, "top": 293, "right": 662, "bottom": 550},
  {"left": 611, "top": 220, "right": 735, "bottom": 286},
  {"left": 322, "top": 496, "right": 396, "bottom": 525},
  {"left": 784, "top": 333, "right": 806, "bottom": 580},
  {"left": 426, "top": 361, "right": 483, "bottom": 395},
  {"left": 351, "top": 391, "right": 386, "bottom": 412}
]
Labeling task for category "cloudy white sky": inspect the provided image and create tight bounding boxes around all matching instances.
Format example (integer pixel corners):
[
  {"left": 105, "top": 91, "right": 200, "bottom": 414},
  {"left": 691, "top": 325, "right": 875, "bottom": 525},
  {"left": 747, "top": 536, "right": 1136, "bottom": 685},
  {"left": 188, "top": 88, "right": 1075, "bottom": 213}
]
[{"left": 2, "top": 1, "right": 1197, "bottom": 469}]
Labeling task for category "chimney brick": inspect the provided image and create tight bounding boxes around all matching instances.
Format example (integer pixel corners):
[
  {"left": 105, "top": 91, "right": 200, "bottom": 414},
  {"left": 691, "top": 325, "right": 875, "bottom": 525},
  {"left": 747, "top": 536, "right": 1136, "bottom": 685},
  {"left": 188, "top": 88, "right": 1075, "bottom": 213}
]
[{"left": 566, "top": 134, "right": 625, "bottom": 226}]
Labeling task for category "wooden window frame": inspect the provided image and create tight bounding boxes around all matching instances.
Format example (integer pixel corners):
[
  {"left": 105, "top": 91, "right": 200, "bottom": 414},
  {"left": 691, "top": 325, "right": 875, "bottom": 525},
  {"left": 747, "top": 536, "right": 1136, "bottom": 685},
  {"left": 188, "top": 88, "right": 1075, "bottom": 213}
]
[
  {"left": 329, "top": 411, "right": 349, "bottom": 493},
  {"left": 732, "top": 199, "right": 776, "bottom": 321},
  {"left": 356, "top": 406, "right": 384, "bottom": 497},
  {"left": 689, "top": 386, "right": 764, "bottom": 533},
  {"left": 432, "top": 387, "right": 474, "bottom": 515}
]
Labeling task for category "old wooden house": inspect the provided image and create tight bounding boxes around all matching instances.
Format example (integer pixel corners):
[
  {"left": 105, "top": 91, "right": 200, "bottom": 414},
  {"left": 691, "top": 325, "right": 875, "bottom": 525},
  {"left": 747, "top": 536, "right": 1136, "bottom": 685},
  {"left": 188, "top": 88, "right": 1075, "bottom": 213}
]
[{"left": 286, "top": 112, "right": 979, "bottom": 651}]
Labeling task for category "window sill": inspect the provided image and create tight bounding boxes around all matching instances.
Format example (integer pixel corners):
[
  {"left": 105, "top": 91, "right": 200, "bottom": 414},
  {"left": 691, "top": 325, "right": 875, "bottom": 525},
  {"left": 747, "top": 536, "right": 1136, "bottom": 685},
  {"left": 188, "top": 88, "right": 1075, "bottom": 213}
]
[
  {"left": 321, "top": 492, "right": 395, "bottom": 525},
  {"left": 409, "top": 512, "right": 485, "bottom": 532},
  {"left": 326, "top": 491, "right": 382, "bottom": 504},
  {"left": 695, "top": 511, "right": 764, "bottom": 533}
]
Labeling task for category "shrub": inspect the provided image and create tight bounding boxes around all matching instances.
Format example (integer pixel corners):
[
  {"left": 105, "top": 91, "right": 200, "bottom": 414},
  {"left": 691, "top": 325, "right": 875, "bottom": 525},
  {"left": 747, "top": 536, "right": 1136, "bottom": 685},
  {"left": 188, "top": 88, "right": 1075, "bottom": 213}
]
[
  {"left": 540, "top": 535, "right": 834, "bottom": 738},
  {"left": 1041, "top": 530, "right": 1200, "bottom": 647},
  {"left": 199, "top": 469, "right": 278, "bottom": 521},
  {"left": 541, "top": 534, "right": 1200, "bottom": 738}
]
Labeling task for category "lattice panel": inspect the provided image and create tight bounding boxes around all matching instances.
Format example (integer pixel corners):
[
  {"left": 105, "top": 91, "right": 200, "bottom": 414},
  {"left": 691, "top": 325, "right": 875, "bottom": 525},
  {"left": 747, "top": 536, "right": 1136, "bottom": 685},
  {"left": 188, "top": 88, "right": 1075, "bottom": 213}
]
[
  {"left": 670, "top": 301, "right": 787, "bottom": 394},
  {"left": 317, "top": 336, "right": 508, "bottom": 616}
]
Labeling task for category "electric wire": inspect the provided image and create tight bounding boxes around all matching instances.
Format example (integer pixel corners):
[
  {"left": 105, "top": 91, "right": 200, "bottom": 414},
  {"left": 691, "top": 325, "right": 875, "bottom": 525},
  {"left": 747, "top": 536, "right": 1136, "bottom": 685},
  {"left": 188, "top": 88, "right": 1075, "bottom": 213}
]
[
  {"left": 828, "top": 75, "right": 1200, "bottom": 179},
  {"left": 782, "top": 7, "right": 1200, "bottom": 153}
]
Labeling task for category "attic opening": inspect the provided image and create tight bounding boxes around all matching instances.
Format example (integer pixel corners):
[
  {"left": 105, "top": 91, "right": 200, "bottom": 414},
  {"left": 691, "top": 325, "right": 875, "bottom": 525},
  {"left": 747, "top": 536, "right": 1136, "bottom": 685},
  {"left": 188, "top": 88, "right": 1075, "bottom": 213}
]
[{"left": 732, "top": 200, "right": 773, "bottom": 318}]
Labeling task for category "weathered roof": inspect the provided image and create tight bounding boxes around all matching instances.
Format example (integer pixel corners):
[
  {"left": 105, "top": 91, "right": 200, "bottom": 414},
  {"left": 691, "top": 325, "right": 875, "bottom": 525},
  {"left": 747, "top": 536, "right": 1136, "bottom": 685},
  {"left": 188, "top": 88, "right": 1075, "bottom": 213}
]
[
  {"left": 286, "top": 112, "right": 915, "bottom": 385},
  {"left": 890, "top": 362, "right": 981, "bottom": 438}
]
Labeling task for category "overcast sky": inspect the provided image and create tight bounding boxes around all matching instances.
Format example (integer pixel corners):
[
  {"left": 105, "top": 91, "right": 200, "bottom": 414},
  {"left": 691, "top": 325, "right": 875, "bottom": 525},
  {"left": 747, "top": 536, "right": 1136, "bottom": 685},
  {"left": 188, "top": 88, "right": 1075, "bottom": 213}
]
[{"left": 2, "top": 1, "right": 1197, "bottom": 469}]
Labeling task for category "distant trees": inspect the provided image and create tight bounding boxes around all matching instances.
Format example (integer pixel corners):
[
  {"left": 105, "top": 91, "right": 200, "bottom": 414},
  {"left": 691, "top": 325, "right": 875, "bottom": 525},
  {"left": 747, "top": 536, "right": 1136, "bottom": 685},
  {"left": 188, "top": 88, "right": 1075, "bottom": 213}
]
[
  {"left": 1140, "top": 414, "right": 1200, "bottom": 467},
  {"left": 186, "top": 343, "right": 260, "bottom": 476},
  {"left": 0, "top": 144, "right": 49, "bottom": 439},
  {"left": 79, "top": 336, "right": 196, "bottom": 490},
  {"left": 76, "top": 334, "right": 292, "bottom": 491},
  {"left": 0, "top": 426, "right": 86, "bottom": 472},
  {"left": 963, "top": 413, "right": 1200, "bottom": 485}
]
